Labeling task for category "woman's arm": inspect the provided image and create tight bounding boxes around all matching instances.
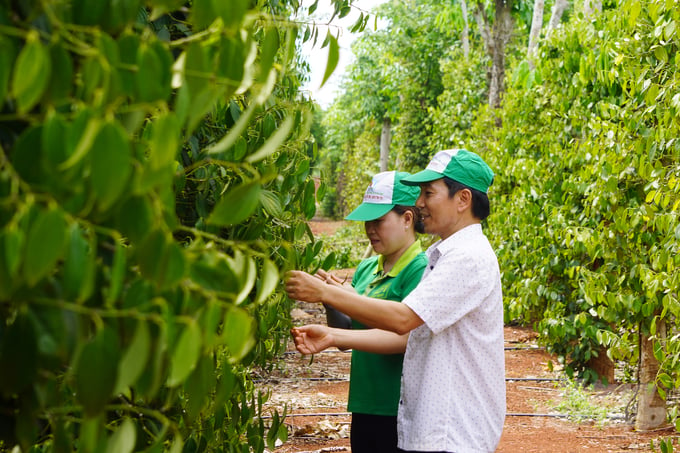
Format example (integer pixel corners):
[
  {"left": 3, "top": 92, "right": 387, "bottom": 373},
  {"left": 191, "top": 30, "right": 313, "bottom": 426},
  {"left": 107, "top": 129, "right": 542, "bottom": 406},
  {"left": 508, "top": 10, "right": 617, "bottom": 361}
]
[{"left": 291, "top": 325, "right": 408, "bottom": 355}]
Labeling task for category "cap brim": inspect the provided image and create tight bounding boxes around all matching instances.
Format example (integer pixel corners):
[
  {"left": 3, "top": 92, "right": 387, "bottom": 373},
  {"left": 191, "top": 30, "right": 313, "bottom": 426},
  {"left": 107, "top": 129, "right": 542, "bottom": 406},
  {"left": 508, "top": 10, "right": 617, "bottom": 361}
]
[
  {"left": 400, "top": 169, "right": 443, "bottom": 186},
  {"left": 344, "top": 203, "right": 394, "bottom": 221}
]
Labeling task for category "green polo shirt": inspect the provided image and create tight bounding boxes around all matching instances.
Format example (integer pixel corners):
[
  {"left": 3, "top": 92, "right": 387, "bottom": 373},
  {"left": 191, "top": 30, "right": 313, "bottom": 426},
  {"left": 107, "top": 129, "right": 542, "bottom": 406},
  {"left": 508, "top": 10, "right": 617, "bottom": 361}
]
[{"left": 347, "top": 240, "right": 427, "bottom": 416}]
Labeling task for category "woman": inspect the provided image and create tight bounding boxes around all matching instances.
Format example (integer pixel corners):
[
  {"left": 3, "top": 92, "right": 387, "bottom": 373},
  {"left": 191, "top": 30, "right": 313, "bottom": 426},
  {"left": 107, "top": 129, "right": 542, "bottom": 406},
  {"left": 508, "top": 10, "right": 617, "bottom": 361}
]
[{"left": 294, "top": 170, "right": 427, "bottom": 453}]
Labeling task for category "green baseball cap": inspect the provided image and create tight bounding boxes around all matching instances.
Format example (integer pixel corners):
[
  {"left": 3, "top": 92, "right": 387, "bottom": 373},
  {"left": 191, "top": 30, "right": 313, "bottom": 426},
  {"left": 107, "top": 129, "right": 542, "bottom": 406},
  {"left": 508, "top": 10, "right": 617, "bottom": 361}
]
[
  {"left": 345, "top": 171, "right": 421, "bottom": 221},
  {"left": 401, "top": 149, "right": 494, "bottom": 193}
]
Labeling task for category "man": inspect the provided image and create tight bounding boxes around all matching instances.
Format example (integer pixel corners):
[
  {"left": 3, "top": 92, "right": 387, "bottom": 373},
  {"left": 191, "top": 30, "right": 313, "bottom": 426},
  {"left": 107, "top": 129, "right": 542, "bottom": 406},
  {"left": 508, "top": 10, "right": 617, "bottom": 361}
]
[{"left": 286, "top": 149, "right": 505, "bottom": 453}]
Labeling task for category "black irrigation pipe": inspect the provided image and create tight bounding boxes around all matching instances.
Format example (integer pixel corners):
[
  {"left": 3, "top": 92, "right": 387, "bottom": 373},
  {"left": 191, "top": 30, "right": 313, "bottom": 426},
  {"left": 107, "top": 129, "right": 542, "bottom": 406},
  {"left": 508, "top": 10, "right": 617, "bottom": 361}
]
[
  {"left": 254, "top": 377, "right": 349, "bottom": 383},
  {"left": 506, "top": 377, "right": 565, "bottom": 382},
  {"left": 505, "top": 346, "right": 545, "bottom": 350}
]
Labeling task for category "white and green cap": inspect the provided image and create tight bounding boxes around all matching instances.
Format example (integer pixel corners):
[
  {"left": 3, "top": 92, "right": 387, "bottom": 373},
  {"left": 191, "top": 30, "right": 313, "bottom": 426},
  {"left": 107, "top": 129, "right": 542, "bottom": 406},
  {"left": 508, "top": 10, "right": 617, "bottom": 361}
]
[
  {"left": 401, "top": 149, "right": 494, "bottom": 193},
  {"left": 345, "top": 171, "right": 421, "bottom": 221}
]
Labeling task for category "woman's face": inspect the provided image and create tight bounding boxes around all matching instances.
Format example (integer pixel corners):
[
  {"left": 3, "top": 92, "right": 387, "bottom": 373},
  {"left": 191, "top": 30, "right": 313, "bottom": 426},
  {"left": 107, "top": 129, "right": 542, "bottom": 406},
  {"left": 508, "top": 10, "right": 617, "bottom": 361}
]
[{"left": 364, "top": 210, "right": 412, "bottom": 257}]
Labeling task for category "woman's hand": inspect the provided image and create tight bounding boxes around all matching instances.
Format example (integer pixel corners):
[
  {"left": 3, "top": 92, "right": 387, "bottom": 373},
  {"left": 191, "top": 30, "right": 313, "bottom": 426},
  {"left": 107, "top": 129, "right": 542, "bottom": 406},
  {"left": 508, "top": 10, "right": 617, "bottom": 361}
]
[
  {"left": 315, "top": 269, "right": 345, "bottom": 287},
  {"left": 291, "top": 325, "right": 334, "bottom": 354}
]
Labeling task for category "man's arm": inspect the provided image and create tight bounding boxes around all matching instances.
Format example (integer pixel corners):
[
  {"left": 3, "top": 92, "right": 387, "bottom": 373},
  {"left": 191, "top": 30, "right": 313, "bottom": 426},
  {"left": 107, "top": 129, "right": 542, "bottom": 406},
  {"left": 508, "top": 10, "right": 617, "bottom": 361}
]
[
  {"left": 285, "top": 270, "right": 424, "bottom": 335},
  {"left": 291, "top": 325, "right": 409, "bottom": 354}
]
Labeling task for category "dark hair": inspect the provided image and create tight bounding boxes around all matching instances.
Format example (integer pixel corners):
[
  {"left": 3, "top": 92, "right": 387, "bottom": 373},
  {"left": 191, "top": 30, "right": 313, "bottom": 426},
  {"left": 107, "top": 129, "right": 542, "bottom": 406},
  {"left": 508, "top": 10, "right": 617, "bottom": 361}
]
[
  {"left": 392, "top": 205, "right": 425, "bottom": 234},
  {"left": 442, "top": 176, "right": 491, "bottom": 220}
]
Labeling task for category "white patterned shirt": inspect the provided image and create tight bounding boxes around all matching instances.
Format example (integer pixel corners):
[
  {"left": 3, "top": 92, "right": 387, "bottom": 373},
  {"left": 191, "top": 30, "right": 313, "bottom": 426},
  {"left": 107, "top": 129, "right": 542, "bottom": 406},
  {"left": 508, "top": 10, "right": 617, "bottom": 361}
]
[{"left": 397, "top": 223, "right": 505, "bottom": 452}]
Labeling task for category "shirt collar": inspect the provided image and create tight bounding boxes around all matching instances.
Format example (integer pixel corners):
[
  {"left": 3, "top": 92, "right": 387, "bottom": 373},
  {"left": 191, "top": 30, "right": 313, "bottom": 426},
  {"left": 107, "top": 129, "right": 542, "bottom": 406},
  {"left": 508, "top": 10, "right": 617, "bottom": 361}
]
[
  {"left": 375, "top": 240, "right": 423, "bottom": 277},
  {"left": 427, "top": 223, "right": 483, "bottom": 257}
]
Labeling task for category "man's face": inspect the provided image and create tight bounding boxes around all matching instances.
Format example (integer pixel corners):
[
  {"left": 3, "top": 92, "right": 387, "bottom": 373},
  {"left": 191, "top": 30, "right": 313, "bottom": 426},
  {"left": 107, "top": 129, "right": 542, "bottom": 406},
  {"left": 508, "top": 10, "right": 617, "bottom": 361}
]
[{"left": 415, "top": 179, "right": 463, "bottom": 239}]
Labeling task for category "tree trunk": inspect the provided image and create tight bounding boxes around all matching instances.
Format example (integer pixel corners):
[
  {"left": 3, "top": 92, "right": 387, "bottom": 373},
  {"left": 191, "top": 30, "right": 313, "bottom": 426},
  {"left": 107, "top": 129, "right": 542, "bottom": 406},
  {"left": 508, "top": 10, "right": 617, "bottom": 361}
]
[
  {"left": 636, "top": 327, "right": 667, "bottom": 431},
  {"left": 379, "top": 117, "right": 391, "bottom": 172},
  {"left": 586, "top": 346, "right": 615, "bottom": 385},
  {"left": 488, "top": 0, "right": 514, "bottom": 110},
  {"left": 527, "top": 0, "right": 545, "bottom": 69},
  {"left": 460, "top": 0, "right": 470, "bottom": 59},
  {"left": 472, "top": 2, "right": 493, "bottom": 83},
  {"left": 546, "top": 0, "right": 569, "bottom": 39}
]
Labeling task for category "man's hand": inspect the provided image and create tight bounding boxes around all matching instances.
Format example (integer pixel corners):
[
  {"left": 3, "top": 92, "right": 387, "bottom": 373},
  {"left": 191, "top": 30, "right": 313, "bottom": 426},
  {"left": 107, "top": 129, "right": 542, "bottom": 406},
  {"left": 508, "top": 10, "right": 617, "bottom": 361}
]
[
  {"left": 285, "top": 270, "right": 326, "bottom": 303},
  {"left": 291, "top": 325, "right": 334, "bottom": 354}
]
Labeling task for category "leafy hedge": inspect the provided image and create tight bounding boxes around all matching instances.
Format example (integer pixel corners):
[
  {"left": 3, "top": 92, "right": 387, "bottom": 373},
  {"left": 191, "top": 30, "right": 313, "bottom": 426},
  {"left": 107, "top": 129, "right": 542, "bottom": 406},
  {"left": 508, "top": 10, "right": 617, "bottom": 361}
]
[
  {"left": 455, "top": 0, "right": 679, "bottom": 382},
  {"left": 0, "top": 0, "right": 346, "bottom": 451}
]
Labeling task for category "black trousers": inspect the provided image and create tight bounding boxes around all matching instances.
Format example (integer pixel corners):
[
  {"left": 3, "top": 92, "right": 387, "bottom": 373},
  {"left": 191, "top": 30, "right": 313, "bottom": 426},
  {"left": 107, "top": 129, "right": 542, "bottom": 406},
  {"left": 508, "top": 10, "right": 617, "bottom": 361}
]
[{"left": 351, "top": 412, "right": 398, "bottom": 453}]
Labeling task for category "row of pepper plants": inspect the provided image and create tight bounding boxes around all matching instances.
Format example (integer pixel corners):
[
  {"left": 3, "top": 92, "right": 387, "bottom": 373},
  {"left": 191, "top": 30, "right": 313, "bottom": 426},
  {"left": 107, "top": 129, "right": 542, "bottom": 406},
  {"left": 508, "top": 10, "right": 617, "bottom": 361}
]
[
  {"left": 447, "top": 0, "right": 679, "bottom": 425},
  {"left": 0, "top": 0, "right": 353, "bottom": 451}
]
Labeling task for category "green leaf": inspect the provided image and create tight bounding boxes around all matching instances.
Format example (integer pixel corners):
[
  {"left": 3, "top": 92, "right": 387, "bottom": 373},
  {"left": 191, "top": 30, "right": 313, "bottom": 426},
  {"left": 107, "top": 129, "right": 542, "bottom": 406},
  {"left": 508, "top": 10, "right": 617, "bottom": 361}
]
[
  {"left": 189, "top": 253, "right": 238, "bottom": 293},
  {"left": 76, "top": 327, "right": 120, "bottom": 416},
  {"left": 106, "top": 241, "right": 126, "bottom": 305},
  {"left": 215, "top": 0, "right": 248, "bottom": 27},
  {"left": 136, "top": 43, "right": 165, "bottom": 102},
  {"left": 0, "top": 313, "right": 38, "bottom": 394},
  {"left": 79, "top": 56, "right": 104, "bottom": 103},
  {"left": 214, "top": 359, "right": 236, "bottom": 408},
  {"left": 90, "top": 122, "right": 132, "bottom": 211},
  {"left": 254, "top": 259, "right": 279, "bottom": 304},
  {"left": 114, "top": 320, "right": 150, "bottom": 393},
  {"left": 207, "top": 181, "right": 261, "bottom": 226},
  {"left": 222, "top": 307, "right": 255, "bottom": 361},
  {"left": 184, "top": 42, "right": 211, "bottom": 96},
  {"left": 227, "top": 250, "right": 256, "bottom": 305},
  {"left": 303, "top": 179, "right": 317, "bottom": 219},
  {"left": 245, "top": 115, "right": 294, "bottom": 163},
  {"left": 72, "top": 0, "right": 108, "bottom": 25},
  {"left": 42, "top": 113, "right": 70, "bottom": 170},
  {"left": 23, "top": 208, "right": 68, "bottom": 286},
  {"left": 118, "top": 33, "right": 140, "bottom": 97},
  {"left": 258, "top": 28, "right": 280, "bottom": 83},
  {"left": 149, "top": 112, "right": 180, "bottom": 170},
  {"left": 200, "top": 300, "right": 223, "bottom": 348},
  {"left": 184, "top": 354, "right": 214, "bottom": 421},
  {"left": 168, "top": 321, "right": 201, "bottom": 387},
  {"left": 320, "top": 252, "right": 336, "bottom": 271},
  {"left": 162, "top": 241, "right": 186, "bottom": 288},
  {"left": 59, "top": 116, "right": 101, "bottom": 170},
  {"left": 138, "top": 230, "right": 186, "bottom": 290},
  {"left": 12, "top": 31, "right": 51, "bottom": 113},
  {"left": 0, "top": 36, "right": 16, "bottom": 105},
  {"left": 4, "top": 226, "right": 24, "bottom": 279},
  {"left": 320, "top": 32, "right": 339, "bottom": 89},
  {"left": 259, "top": 190, "right": 283, "bottom": 218},
  {"left": 62, "top": 224, "right": 95, "bottom": 302},
  {"left": 116, "top": 195, "right": 154, "bottom": 243},
  {"left": 80, "top": 414, "right": 105, "bottom": 453},
  {"left": 105, "top": 418, "right": 136, "bottom": 453},
  {"left": 191, "top": 0, "right": 216, "bottom": 29},
  {"left": 233, "top": 136, "right": 247, "bottom": 160},
  {"left": 216, "top": 36, "right": 244, "bottom": 87}
]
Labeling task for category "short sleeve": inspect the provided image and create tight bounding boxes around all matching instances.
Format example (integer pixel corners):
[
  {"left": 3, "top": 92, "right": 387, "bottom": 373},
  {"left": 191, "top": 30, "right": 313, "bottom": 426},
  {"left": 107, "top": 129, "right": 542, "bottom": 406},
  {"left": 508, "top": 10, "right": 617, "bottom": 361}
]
[{"left": 403, "top": 244, "right": 497, "bottom": 335}]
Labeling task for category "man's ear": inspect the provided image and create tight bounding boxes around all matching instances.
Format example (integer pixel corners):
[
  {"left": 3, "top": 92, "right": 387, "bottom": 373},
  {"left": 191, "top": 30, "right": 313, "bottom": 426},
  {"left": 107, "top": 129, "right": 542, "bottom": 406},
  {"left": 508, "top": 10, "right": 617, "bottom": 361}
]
[{"left": 457, "top": 188, "right": 472, "bottom": 211}]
